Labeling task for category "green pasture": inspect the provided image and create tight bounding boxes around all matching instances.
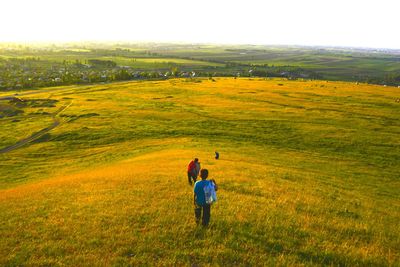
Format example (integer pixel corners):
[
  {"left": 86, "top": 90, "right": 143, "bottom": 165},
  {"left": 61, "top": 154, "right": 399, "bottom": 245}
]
[{"left": 0, "top": 78, "right": 399, "bottom": 266}]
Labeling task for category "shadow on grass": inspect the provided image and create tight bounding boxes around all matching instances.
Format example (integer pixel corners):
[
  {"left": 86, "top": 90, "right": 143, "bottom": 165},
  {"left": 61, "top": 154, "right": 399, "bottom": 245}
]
[{"left": 209, "top": 220, "right": 365, "bottom": 266}]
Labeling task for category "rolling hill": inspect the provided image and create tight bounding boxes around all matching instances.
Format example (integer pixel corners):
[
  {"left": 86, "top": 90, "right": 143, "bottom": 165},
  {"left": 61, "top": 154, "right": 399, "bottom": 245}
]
[{"left": 1, "top": 78, "right": 399, "bottom": 265}]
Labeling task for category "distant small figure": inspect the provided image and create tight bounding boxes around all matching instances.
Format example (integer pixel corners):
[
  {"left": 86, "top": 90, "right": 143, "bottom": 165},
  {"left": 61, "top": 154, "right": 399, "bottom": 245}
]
[
  {"left": 396, "top": 98, "right": 400, "bottom": 103},
  {"left": 187, "top": 158, "right": 199, "bottom": 185},
  {"left": 194, "top": 169, "right": 218, "bottom": 226},
  {"left": 215, "top": 151, "right": 219, "bottom": 160}
]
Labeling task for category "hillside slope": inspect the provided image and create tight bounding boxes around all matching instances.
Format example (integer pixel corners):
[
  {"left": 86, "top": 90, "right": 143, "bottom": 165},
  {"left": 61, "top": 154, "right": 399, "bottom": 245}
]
[{"left": 1, "top": 78, "right": 399, "bottom": 265}]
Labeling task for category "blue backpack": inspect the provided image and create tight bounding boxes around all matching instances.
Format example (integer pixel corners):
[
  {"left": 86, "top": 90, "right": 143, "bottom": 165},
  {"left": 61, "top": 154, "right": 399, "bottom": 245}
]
[{"left": 204, "top": 181, "right": 217, "bottom": 204}]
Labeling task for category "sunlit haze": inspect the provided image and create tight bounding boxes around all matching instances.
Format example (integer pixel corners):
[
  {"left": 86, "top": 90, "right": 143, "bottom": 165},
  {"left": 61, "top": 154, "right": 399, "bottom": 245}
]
[{"left": 1, "top": 0, "right": 399, "bottom": 49}]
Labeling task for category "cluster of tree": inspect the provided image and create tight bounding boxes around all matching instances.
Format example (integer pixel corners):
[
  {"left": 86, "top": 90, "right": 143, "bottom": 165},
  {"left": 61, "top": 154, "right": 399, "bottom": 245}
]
[
  {"left": 362, "top": 75, "right": 400, "bottom": 86},
  {"left": 0, "top": 57, "right": 189, "bottom": 90},
  {"left": 87, "top": 59, "right": 117, "bottom": 68},
  {"left": 349, "top": 73, "right": 400, "bottom": 86},
  {"left": 248, "top": 67, "right": 322, "bottom": 80},
  {"left": 1, "top": 50, "right": 398, "bottom": 91},
  {"left": 0, "top": 58, "right": 117, "bottom": 89}
]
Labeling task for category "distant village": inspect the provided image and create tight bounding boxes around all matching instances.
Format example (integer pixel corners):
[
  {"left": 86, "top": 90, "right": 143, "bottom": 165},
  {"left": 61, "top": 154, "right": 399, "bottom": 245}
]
[
  {"left": 1, "top": 47, "right": 398, "bottom": 91},
  {"left": 0, "top": 55, "right": 323, "bottom": 91},
  {"left": 0, "top": 58, "right": 201, "bottom": 90}
]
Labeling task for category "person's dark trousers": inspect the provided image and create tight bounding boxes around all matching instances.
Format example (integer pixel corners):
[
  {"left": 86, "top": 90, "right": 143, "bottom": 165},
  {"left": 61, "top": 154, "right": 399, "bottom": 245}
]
[
  {"left": 188, "top": 171, "right": 197, "bottom": 185},
  {"left": 195, "top": 204, "right": 211, "bottom": 226}
]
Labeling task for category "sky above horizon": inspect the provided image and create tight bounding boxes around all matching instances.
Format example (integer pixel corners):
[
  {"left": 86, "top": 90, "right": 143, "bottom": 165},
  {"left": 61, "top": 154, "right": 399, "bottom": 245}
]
[{"left": 1, "top": 0, "right": 399, "bottom": 49}]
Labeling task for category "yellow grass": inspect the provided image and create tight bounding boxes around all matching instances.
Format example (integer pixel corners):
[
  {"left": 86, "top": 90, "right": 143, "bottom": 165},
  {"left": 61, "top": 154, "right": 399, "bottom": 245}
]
[{"left": 0, "top": 78, "right": 399, "bottom": 265}]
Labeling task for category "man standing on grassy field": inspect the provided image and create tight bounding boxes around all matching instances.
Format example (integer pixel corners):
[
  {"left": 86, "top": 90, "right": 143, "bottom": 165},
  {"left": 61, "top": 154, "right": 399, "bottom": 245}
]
[
  {"left": 187, "top": 158, "right": 199, "bottom": 185},
  {"left": 194, "top": 169, "right": 218, "bottom": 226}
]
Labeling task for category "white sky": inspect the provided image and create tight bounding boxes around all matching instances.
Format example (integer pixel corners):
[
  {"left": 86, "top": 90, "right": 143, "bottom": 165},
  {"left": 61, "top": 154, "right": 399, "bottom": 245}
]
[{"left": 0, "top": 0, "right": 399, "bottom": 49}]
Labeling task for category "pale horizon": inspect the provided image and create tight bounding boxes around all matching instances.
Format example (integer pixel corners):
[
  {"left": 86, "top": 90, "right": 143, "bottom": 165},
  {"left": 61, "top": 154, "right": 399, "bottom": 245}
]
[{"left": 1, "top": 0, "right": 400, "bottom": 49}]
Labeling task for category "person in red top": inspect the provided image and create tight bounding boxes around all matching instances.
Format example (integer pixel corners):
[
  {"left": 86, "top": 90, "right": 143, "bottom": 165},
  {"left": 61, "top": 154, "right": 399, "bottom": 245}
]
[{"left": 187, "top": 158, "right": 199, "bottom": 185}]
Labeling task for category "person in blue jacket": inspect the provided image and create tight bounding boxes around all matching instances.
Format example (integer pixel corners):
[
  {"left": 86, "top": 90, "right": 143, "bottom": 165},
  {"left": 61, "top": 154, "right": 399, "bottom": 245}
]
[{"left": 193, "top": 169, "right": 218, "bottom": 226}]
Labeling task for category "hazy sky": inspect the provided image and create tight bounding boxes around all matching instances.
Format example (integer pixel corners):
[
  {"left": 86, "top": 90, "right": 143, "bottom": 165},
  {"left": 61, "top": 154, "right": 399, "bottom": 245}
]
[{"left": 1, "top": 0, "right": 399, "bottom": 49}]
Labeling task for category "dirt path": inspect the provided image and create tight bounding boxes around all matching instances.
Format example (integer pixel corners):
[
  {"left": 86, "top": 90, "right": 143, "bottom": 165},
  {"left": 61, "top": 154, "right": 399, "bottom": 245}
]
[
  {"left": 0, "top": 102, "right": 72, "bottom": 154},
  {"left": 0, "top": 87, "right": 72, "bottom": 100}
]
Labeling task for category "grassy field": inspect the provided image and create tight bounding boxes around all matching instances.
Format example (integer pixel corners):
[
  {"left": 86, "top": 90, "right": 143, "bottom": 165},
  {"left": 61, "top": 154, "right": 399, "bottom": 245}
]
[
  {"left": 2, "top": 43, "right": 399, "bottom": 87},
  {"left": 0, "top": 78, "right": 399, "bottom": 266},
  {"left": 152, "top": 45, "right": 400, "bottom": 81},
  {"left": 0, "top": 54, "right": 223, "bottom": 69}
]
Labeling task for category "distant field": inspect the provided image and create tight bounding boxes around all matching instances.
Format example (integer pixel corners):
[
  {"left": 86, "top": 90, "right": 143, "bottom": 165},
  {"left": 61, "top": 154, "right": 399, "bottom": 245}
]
[
  {"left": 152, "top": 45, "right": 400, "bottom": 81},
  {"left": 236, "top": 57, "right": 400, "bottom": 80},
  {"left": 131, "top": 57, "right": 222, "bottom": 65},
  {"left": 0, "top": 54, "right": 223, "bottom": 68},
  {"left": 2, "top": 44, "right": 399, "bottom": 86},
  {"left": 107, "top": 57, "right": 223, "bottom": 69},
  {"left": 0, "top": 78, "right": 399, "bottom": 265}
]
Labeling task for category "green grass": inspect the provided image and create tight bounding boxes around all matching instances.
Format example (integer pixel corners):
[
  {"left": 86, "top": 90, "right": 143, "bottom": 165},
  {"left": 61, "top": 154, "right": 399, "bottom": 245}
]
[
  {"left": 0, "top": 49, "right": 224, "bottom": 70},
  {"left": 0, "top": 78, "right": 399, "bottom": 266},
  {"left": 151, "top": 44, "right": 400, "bottom": 81},
  {"left": 2, "top": 43, "right": 399, "bottom": 83}
]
